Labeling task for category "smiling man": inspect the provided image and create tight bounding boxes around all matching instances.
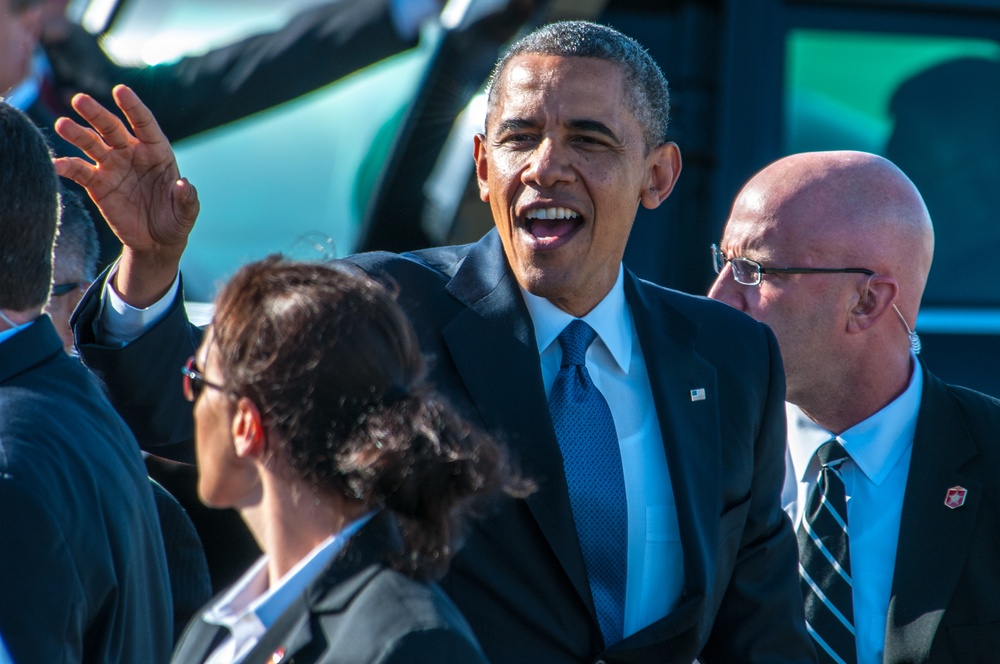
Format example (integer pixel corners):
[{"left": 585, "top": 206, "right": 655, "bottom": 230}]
[{"left": 60, "top": 20, "right": 814, "bottom": 664}]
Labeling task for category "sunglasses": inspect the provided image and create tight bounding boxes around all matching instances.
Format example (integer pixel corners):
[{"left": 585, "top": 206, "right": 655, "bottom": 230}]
[
  {"left": 51, "top": 282, "right": 84, "bottom": 297},
  {"left": 181, "top": 356, "right": 229, "bottom": 402}
]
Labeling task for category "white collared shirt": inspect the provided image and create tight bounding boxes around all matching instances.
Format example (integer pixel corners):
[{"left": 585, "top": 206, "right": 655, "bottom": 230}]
[
  {"left": 783, "top": 361, "right": 923, "bottom": 664},
  {"left": 203, "top": 512, "right": 375, "bottom": 664},
  {"left": 520, "top": 265, "right": 683, "bottom": 640}
]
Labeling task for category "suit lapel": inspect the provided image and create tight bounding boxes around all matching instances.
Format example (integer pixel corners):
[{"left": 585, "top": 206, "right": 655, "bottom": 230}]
[
  {"left": 442, "top": 231, "right": 591, "bottom": 609},
  {"left": 624, "top": 275, "right": 719, "bottom": 637},
  {"left": 885, "top": 363, "right": 982, "bottom": 658},
  {"left": 238, "top": 512, "right": 402, "bottom": 664}
]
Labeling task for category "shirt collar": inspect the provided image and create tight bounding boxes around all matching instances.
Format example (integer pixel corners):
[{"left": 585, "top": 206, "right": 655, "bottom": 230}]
[
  {"left": 519, "top": 264, "right": 632, "bottom": 373},
  {"left": 203, "top": 511, "right": 377, "bottom": 631},
  {"left": 4, "top": 50, "right": 47, "bottom": 111},
  {"left": 788, "top": 355, "right": 923, "bottom": 486}
]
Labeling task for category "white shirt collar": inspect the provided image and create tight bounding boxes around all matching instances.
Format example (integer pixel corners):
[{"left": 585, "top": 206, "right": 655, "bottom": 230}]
[
  {"left": 788, "top": 356, "right": 924, "bottom": 486},
  {"left": 203, "top": 511, "right": 376, "bottom": 636},
  {"left": 519, "top": 264, "right": 632, "bottom": 373}
]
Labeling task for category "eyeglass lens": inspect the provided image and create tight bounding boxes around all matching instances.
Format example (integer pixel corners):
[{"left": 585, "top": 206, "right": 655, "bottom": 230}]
[
  {"left": 711, "top": 245, "right": 759, "bottom": 286},
  {"left": 182, "top": 357, "right": 203, "bottom": 402}
]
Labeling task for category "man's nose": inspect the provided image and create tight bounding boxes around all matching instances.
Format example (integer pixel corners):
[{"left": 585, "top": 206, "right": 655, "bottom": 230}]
[
  {"left": 522, "top": 138, "right": 574, "bottom": 188},
  {"left": 707, "top": 266, "right": 746, "bottom": 311}
]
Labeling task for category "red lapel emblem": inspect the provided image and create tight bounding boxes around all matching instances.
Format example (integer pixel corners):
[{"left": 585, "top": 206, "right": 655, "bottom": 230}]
[
  {"left": 944, "top": 486, "right": 967, "bottom": 509},
  {"left": 270, "top": 648, "right": 285, "bottom": 663}
]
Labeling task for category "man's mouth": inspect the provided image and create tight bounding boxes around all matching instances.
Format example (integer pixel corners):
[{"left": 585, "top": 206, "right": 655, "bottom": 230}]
[{"left": 523, "top": 207, "right": 581, "bottom": 248}]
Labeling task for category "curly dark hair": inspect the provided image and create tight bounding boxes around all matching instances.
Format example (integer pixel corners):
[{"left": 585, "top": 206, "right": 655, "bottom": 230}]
[{"left": 210, "top": 255, "right": 529, "bottom": 579}]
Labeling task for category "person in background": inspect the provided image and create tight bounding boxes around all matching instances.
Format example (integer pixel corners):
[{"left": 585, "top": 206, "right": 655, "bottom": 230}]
[
  {"left": 57, "top": 20, "right": 815, "bottom": 664},
  {"left": 11, "top": 0, "right": 540, "bottom": 267},
  {"left": 709, "top": 150, "right": 1000, "bottom": 663},
  {"left": 44, "top": 187, "right": 96, "bottom": 353},
  {"left": 0, "top": 100, "right": 173, "bottom": 664},
  {"left": 170, "top": 255, "right": 525, "bottom": 663},
  {"left": 41, "top": 185, "right": 213, "bottom": 643}
]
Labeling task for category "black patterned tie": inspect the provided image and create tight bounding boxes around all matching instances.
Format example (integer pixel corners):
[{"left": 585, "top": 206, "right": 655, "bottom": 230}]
[
  {"left": 548, "top": 320, "right": 627, "bottom": 647},
  {"left": 798, "top": 440, "right": 857, "bottom": 664}
]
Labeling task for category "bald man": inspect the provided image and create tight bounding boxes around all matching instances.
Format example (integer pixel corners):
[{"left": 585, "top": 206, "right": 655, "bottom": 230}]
[{"left": 709, "top": 151, "right": 1000, "bottom": 664}]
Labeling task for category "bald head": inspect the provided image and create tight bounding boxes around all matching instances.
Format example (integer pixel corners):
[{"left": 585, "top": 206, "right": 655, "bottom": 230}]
[
  {"left": 710, "top": 151, "right": 935, "bottom": 430},
  {"left": 735, "top": 151, "right": 934, "bottom": 313}
]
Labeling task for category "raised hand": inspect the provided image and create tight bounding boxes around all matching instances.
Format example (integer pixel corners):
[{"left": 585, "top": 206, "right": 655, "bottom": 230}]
[{"left": 54, "top": 85, "right": 199, "bottom": 307}]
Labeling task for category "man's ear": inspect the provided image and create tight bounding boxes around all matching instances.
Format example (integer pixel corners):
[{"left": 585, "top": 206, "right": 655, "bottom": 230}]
[
  {"left": 474, "top": 132, "right": 490, "bottom": 203},
  {"left": 640, "top": 142, "right": 682, "bottom": 210},
  {"left": 231, "top": 397, "right": 266, "bottom": 459},
  {"left": 848, "top": 274, "right": 898, "bottom": 333}
]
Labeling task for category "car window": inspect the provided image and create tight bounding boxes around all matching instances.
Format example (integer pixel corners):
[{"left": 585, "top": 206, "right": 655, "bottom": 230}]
[
  {"left": 95, "top": 0, "right": 431, "bottom": 302},
  {"left": 785, "top": 29, "right": 1000, "bottom": 307}
]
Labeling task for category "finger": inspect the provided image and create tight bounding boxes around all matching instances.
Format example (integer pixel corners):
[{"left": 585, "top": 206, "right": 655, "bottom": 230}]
[
  {"left": 54, "top": 116, "right": 113, "bottom": 164},
  {"left": 172, "top": 178, "right": 200, "bottom": 231},
  {"left": 70, "top": 92, "right": 133, "bottom": 151},
  {"left": 53, "top": 156, "right": 98, "bottom": 189},
  {"left": 113, "top": 85, "right": 169, "bottom": 148}
]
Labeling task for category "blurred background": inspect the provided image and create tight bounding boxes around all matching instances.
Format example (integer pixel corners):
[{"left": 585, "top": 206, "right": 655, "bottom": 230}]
[{"left": 64, "top": 0, "right": 1000, "bottom": 397}]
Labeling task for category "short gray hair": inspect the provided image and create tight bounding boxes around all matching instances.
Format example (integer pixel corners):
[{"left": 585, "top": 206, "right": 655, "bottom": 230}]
[{"left": 485, "top": 21, "right": 670, "bottom": 150}]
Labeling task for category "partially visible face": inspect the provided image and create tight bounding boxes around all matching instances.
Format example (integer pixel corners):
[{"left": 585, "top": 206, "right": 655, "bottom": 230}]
[
  {"left": 475, "top": 54, "right": 678, "bottom": 316},
  {"left": 191, "top": 334, "right": 251, "bottom": 509},
  {"left": 42, "top": 277, "right": 87, "bottom": 354},
  {"left": 707, "top": 192, "right": 860, "bottom": 402},
  {"left": 0, "top": 0, "right": 41, "bottom": 94}
]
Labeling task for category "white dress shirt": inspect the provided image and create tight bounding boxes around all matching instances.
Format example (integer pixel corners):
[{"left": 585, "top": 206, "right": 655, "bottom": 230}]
[
  {"left": 783, "top": 360, "right": 922, "bottom": 664},
  {"left": 202, "top": 512, "right": 375, "bottom": 664},
  {"left": 520, "top": 265, "right": 683, "bottom": 639}
]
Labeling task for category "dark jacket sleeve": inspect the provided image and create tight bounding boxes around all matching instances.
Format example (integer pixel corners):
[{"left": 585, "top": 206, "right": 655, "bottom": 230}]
[
  {"left": 46, "top": 0, "right": 416, "bottom": 142},
  {"left": 71, "top": 273, "right": 202, "bottom": 463},
  {"left": 700, "top": 325, "right": 817, "bottom": 663}
]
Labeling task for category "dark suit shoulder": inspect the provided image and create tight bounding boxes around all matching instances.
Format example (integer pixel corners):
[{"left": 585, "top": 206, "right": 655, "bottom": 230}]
[
  {"left": 316, "top": 566, "right": 487, "bottom": 664},
  {"left": 346, "top": 243, "right": 476, "bottom": 283},
  {"left": 631, "top": 274, "right": 770, "bottom": 331}
]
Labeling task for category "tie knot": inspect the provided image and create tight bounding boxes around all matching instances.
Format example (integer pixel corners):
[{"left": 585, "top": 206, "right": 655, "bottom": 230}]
[
  {"left": 816, "top": 439, "right": 850, "bottom": 468},
  {"left": 557, "top": 320, "right": 597, "bottom": 367}
]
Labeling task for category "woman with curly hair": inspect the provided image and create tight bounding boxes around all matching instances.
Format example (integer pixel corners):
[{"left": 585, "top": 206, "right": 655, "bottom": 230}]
[{"left": 173, "top": 255, "right": 527, "bottom": 664}]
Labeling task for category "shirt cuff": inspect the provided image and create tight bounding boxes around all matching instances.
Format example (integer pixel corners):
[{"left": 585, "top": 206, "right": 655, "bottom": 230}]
[
  {"left": 98, "top": 261, "right": 180, "bottom": 347},
  {"left": 389, "top": 0, "right": 440, "bottom": 41}
]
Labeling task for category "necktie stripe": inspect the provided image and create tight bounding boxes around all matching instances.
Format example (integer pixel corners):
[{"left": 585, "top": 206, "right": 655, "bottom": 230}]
[
  {"left": 818, "top": 493, "right": 849, "bottom": 532},
  {"left": 800, "top": 566, "right": 855, "bottom": 633},
  {"left": 799, "top": 520, "right": 852, "bottom": 585},
  {"left": 805, "top": 622, "right": 852, "bottom": 664},
  {"left": 798, "top": 440, "right": 857, "bottom": 664}
]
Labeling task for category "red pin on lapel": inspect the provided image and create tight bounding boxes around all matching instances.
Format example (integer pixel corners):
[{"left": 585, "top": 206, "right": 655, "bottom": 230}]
[
  {"left": 270, "top": 648, "right": 285, "bottom": 663},
  {"left": 944, "top": 486, "right": 967, "bottom": 509}
]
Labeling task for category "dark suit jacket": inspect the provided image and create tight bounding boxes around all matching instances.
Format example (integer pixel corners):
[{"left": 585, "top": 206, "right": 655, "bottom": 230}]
[
  {"left": 171, "top": 512, "right": 488, "bottom": 664},
  {"left": 0, "top": 316, "right": 173, "bottom": 664},
  {"left": 150, "top": 477, "right": 213, "bottom": 644},
  {"left": 882, "top": 363, "right": 1000, "bottom": 663},
  {"left": 74, "top": 230, "right": 815, "bottom": 663}
]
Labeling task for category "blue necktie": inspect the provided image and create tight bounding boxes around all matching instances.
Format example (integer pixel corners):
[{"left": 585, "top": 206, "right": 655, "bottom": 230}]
[
  {"left": 798, "top": 440, "right": 857, "bottom": 664},
  {"left": 548, "top": 320, "right": 627, "bottom": 647}
]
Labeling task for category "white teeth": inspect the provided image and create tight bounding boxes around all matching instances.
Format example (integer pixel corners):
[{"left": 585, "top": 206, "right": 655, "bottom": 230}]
[{"left": 524, "top": 207, "right": 580, "bottom": 220}]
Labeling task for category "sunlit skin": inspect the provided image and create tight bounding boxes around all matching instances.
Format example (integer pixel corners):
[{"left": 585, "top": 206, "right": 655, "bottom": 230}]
[
  {"left": 475, "top": 54, "right": 681, "bottom": 316},
  {"left": 708, "top": 151, "right": 933, "bottom": 433},
  {"left": 191, "top": 331, "right": 261, "bottom": 511},
  {"left": 189, "top": 330, "right": 368, "bottom": 582}
]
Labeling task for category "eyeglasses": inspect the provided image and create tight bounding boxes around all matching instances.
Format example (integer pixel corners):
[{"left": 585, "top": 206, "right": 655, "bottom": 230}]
[
  {"left": 51, "top": 282, "right": 84, "bottom": 297},
  {"left": 711, "top": 244, "right": 875, "bottom": 286},
  {"left": 181, "top": 356, "right": 229, "bottom": 402}
]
